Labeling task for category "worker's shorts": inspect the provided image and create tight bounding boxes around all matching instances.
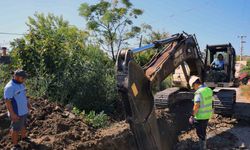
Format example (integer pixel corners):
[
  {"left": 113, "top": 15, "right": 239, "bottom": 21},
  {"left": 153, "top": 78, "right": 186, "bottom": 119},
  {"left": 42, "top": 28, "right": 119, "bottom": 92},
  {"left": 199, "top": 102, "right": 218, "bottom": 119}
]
[{"left": 10, "top": 114, "right": 28, "bottom": 131}]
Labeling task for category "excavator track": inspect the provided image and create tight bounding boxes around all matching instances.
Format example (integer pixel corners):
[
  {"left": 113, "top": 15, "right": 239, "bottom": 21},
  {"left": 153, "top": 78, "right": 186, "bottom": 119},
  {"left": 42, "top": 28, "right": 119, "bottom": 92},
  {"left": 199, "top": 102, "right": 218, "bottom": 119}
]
[
  {"left": 213, "top": 89, "right": 236, "bottom": 115},
  {"left": 155, "top": 87, "right": 237, "bottom": 115},
  {"left": 154, "top": 87, "right": 194, "bottom": 108}
]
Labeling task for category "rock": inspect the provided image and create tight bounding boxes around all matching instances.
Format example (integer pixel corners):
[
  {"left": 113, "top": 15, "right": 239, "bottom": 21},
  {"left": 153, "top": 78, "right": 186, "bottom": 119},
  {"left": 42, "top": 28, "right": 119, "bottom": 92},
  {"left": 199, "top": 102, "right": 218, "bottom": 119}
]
[
  {"left": 54, "top": 106, "right": 63, "bottom": 112},
  {"left": 43, "top": 136, "right": 50, "bottom": 141},
  {"left": 63, "top": 111, "right": 70, "bottom": 116},
  {"left": 65, "top": 104, "right": 73, "bottom": 111},
  {"left": 68, "top": 113, "right": 76, "bottom": 119}
]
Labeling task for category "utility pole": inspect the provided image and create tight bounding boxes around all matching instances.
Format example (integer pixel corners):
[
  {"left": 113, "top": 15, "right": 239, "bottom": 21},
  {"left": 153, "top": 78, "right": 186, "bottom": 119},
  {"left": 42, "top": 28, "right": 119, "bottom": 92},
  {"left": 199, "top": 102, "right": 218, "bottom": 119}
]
[{"left": 238, "top": 35, "right": 247, "bottom": 61}]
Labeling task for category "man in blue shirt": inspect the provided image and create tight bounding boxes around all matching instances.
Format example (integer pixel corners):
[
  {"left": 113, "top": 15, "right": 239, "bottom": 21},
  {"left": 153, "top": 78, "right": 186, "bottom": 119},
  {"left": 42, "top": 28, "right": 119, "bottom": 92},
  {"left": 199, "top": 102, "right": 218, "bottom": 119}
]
[
  {"left": 210, "top": 54, "right": 225, "bottom": 70},
  {"left": 4, "top": 70, "right": 31, "bottom": 150}
]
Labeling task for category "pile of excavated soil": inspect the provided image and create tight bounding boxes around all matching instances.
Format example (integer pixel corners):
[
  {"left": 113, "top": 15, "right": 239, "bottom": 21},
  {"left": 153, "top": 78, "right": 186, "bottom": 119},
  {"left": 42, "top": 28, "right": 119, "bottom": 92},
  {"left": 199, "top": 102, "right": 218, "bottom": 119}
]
[
  {"left": 0, "top": 97, "right": 194, "bottom": 150},
  {"left": 0, "top": 98, "right": 136, "bottom": 150}
]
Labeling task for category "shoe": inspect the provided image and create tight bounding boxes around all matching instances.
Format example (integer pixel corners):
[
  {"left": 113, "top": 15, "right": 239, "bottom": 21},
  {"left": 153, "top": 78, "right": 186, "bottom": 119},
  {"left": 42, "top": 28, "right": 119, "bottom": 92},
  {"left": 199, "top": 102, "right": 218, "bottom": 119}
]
[{"left": 11, "top": 144, "right": 21, "bottom": 150}]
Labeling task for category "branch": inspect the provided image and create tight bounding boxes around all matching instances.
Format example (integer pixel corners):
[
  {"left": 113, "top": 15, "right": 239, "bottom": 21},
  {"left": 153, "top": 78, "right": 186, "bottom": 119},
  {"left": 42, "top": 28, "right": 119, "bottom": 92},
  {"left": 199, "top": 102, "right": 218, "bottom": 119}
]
[
  {"left": 95, "top": 17, "right": 109, "bottom": 30},
  {"left": 116, "top": 23, "right": 127, "bottom": 52},
  {"left": 100, "top": 43, "right": 111, "bottom": 52},
  {"left": 114, "top": 19, "right": 127, "bottom": 33}
]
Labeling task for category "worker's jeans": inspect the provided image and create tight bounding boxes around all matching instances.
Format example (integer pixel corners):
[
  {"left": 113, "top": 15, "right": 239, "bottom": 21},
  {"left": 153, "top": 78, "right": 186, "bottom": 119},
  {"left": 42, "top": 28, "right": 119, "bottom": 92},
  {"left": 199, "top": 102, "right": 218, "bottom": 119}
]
[{"left": 194, "top": 119, "right": 208, "bottom": 141}]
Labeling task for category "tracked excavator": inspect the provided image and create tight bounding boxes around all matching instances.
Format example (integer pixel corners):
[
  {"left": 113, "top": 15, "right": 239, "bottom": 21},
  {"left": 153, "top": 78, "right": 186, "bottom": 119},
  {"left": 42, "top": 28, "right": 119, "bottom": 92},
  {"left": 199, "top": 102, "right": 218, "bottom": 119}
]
[
  {"left": 116, "top": 32, "right": 236, "bottom": 150},
  {"left": 170, "top": 43, "right": 236, "bottom": 114}
]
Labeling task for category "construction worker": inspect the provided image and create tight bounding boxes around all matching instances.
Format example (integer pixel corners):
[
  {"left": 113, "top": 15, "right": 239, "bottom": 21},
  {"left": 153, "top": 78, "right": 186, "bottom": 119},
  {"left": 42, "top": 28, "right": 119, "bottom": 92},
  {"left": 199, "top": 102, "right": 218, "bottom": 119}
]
[
  {"left": 188, "top": 75, "right": 213, "bottom": 150},
  {"left": 4, "top": 70, "right": 31, "bottom": 150}
]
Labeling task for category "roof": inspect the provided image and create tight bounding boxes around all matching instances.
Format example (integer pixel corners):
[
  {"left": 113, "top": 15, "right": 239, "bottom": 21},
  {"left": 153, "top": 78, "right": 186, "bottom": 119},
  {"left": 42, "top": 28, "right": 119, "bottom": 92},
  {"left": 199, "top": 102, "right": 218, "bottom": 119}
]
[{"left": 206, "top": 43, "right": 235, "bottom": 54}]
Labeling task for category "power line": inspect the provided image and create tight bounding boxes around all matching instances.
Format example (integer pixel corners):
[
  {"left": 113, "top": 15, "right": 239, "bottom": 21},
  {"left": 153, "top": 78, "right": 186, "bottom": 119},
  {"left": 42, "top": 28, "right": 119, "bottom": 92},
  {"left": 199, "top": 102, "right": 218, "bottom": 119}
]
[{"left": 0, "top": 32, "right": 24, "bottom": 35}]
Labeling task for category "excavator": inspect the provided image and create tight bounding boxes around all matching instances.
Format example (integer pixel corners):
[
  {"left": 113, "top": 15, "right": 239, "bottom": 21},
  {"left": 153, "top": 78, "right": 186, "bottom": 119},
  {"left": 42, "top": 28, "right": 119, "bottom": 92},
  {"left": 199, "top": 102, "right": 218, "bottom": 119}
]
[{"left": 116, "top": 32, "right": 236, "bottom": 150}]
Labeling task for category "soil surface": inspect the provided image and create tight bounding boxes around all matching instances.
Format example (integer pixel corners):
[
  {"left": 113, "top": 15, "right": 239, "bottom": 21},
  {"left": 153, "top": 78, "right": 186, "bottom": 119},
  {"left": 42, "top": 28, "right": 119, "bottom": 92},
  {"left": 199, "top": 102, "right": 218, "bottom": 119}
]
[
  {"left": 175, "top": 115, "right": 250, "bottom": 150},
  {"left": 0, "top": 98, "right": 135, "bottom": 150}
]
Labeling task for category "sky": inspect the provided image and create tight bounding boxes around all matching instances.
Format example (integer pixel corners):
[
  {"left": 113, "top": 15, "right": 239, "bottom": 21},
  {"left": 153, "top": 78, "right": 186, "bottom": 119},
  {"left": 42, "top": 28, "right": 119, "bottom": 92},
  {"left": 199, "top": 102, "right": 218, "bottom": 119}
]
[{"left": 0, "top": 0, "right": 249, "bottom": 55}]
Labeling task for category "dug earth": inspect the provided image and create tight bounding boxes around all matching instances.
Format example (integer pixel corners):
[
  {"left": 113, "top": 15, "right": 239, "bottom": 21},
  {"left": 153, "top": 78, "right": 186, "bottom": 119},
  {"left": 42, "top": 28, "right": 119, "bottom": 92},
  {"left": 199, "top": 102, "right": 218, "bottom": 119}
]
[
  {"left": 1, "top": 87, "right": 250, "bottom": 150},
  {"left": 0, "top": 98, "right": 136, "bottom": 150}
]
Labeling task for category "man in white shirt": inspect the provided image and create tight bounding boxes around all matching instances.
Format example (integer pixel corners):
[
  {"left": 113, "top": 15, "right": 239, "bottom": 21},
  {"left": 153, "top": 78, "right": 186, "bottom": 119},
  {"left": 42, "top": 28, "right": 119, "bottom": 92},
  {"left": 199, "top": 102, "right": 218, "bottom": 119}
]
[{"left": 210, "top": 54, "right": 225, "bottom": 70}]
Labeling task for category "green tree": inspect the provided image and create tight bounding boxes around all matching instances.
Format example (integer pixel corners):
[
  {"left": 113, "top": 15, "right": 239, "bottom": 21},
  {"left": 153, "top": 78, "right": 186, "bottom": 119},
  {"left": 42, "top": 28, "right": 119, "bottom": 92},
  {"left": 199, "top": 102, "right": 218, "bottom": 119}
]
[
  {"left": 10, "top": 13, "right": 89, "bottom": 77},
  {"left": 134, "top": 30, "right": 170, "bottom": 66},
  {"left": 143, "top": 30, "right": 170, "bottom": 44},
  {"left": 79, "top": 0, "right": 143, "bottom": 61},
  {"left": 10, "top": 13, "right": 117, "bottom": 112}
]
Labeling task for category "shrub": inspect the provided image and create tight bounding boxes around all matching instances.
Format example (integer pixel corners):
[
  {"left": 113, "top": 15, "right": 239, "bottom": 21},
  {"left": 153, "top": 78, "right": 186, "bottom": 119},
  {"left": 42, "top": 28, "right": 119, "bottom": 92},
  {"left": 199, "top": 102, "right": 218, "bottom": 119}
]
[
  {"left": 25, "top": 72, "right": 52, "bottom": 98},
  {"left": 10, "top": 13, "right": 117, "bottom": 113},
  {"left": 72, "top": 107, "right": 81, "bottom": 115},
  {"left": 83, "top": 110, "right": 109, "bottom": 128},
  {"left": 72, "top": 108, "right": 109, "bottom": 129}
]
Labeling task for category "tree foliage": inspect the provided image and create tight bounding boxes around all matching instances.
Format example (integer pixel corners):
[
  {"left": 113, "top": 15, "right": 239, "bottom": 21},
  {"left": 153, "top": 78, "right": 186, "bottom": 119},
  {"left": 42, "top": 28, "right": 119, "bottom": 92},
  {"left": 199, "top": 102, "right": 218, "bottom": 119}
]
[
  {"left": 134, "top": 29, "right": 170, "bottom": 66},
  {"left": 10, "top": 13, "right": 117, "bottom": 112},
  {"left": 143, "top": 30, "right": 170, "bottom": 44},
  {"left": 133, "top": 29, "right": 172, "bottom": 90},
  {"left": 79, "top": 0, "right": 143, "bottom": 61}
]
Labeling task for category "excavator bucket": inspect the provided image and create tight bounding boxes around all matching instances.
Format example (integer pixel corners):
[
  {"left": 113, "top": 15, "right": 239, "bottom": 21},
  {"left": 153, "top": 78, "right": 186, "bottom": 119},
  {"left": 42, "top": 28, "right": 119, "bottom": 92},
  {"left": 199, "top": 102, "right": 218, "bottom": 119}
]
[
  {"left": 128, "top": 61, "right": 153, "bottom": 122},
  {"left": 126, "top": 61, "right": 163, "bottom": 150}
]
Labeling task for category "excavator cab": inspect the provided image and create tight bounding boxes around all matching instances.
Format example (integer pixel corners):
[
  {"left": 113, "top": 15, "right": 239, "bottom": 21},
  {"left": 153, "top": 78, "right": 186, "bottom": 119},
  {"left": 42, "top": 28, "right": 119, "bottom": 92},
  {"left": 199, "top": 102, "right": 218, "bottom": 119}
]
[
  {"left": 204, "top": 44, "right": 236, "bottom": 115},
  {"left": 204, "top": 44, "right": 236, "bottom": 87}
]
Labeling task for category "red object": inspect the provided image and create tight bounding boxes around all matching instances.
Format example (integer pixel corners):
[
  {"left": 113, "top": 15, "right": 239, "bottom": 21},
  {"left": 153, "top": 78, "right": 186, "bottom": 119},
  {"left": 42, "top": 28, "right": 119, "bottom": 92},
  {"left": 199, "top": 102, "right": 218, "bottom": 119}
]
[{"left": 239, "top": 72, "right": 249, "bottom": 80}]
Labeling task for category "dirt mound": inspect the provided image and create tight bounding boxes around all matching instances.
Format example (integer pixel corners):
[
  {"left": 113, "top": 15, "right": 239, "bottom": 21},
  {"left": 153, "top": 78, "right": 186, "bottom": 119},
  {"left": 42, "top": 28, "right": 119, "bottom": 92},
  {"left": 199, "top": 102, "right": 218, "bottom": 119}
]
[{"left": 0, "top": 98, "right": 136, "bottom": 150}]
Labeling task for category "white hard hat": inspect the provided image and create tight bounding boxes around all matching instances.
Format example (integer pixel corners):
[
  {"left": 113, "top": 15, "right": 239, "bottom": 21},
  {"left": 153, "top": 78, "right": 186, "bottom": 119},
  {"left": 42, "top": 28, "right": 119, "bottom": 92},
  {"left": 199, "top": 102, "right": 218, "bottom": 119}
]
[{"left": 189, "top": 75, "right": 200, "bottom": 88}]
